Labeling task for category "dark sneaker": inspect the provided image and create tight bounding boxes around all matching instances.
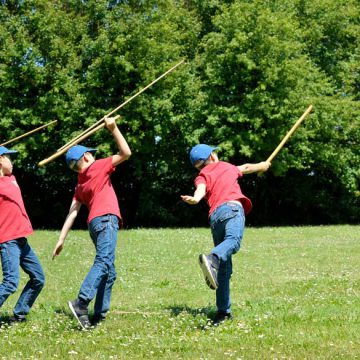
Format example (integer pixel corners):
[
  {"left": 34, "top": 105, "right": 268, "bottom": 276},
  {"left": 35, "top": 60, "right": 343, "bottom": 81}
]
[
  {"left": 198, "top": 254, "right": 219, "bottom": 290},
  {"left": 212, "top": 311, "right": 232, "bottom": 325},
  {"left": 68, "top": 299, "right": 91, "bottom": 330},
  {"left": 8, "top": 314, "right": 26, "bottom": 324},
  {"left": 92, "top": 314, "right": 106, "bottom": 326}
]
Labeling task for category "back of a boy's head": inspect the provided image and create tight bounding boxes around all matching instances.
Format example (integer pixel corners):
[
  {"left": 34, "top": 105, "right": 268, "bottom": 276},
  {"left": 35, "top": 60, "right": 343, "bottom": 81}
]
[
  {"left": 189, "top": 144, "right": 218, "bottom": 167},
  {"left": 65, "top": 145, "right": 97, "bottom": 170}
]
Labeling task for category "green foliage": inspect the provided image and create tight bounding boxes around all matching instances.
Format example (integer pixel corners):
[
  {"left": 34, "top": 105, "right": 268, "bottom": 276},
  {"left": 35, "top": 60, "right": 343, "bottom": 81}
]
[
  {"left": 186, "top": 0, "right": 359, "bottom": 224},
  {"left": 0, "top": 0, "right": 358, "bottom": 227}
]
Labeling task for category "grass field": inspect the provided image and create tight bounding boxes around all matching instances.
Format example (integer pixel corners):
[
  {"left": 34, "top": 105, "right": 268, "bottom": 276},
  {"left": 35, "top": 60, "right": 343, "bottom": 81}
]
[{"left": 0, "top": 226, "right": 359, "bottom": 359}]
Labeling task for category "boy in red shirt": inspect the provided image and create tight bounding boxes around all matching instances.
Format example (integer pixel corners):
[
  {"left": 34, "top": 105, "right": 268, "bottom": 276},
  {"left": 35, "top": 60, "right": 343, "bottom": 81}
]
[
  {"left": 0, "top": 146, "right": 45, "bottom": 323},
  {"left": 181, "top": 144, "right": 270, "bottom": 324},
  {"left": 52, "top": 117, "right": 131, "bottom": 329}
]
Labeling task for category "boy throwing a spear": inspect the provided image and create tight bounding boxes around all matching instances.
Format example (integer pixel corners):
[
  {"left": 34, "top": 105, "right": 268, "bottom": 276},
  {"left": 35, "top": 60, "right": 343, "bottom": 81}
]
[
  {"left": 52, "top": 117, "right": 131, "bottom": 329},
  {"left": 181, "top": 144, "right": 270, "bottom": 324}
]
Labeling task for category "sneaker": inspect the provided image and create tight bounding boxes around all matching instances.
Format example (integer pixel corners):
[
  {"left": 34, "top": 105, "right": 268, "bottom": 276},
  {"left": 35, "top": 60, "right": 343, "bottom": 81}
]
[
  {"left": 92, "top": 313, "right": 106, "bottom": 325},
  {"left": 68, "top": 299, "right": 91, "bottom": 330},
  {"left": 8, "top": 314, "right": 26, "bottom": 324},
  {"left": 198, "top": 254, "right": 219, "bottom": 290},
  {"left": 212, "top": 311, "right": 232, "bottom": 325}
]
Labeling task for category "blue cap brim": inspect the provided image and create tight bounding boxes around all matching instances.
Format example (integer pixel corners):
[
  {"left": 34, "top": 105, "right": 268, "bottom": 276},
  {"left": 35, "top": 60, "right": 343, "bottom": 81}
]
[{"left": 0, "top": 147, "right": 18, "bottom": 156}]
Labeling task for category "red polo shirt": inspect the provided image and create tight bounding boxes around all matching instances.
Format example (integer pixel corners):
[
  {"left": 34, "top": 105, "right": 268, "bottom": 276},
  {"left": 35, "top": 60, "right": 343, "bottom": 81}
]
[
  {"left": 74, "top": 157, "right": 121, "bottom": 224},
  {"left": 195, "top": 161, "right": 252, "bottom": 216},
  {"left": 0, "top": 175, "right": 33, "bottom": 243}
]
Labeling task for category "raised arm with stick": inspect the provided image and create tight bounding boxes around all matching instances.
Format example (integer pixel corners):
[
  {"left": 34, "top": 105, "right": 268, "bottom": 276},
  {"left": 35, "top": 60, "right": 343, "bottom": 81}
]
[{"left": 38, "top": 60, "right": 184, "bottom": 167}]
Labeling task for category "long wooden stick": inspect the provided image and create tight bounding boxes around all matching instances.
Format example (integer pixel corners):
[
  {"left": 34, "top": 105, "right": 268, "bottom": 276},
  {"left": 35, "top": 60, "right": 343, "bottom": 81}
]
[
  {"left": 38, "top": 60, "right": 184, "bottom": 167},
  {"left": 57, "top": 59, "right": 185, "bottom": 153},
  {"left": 0, "top": 120, "right": 57, "bottom": 147},
  {"left": 38, "top": 117, "right": 121, "bottom": 167},
  {"left": 267, "top": 105, "right": 313, "bottom": 163}
]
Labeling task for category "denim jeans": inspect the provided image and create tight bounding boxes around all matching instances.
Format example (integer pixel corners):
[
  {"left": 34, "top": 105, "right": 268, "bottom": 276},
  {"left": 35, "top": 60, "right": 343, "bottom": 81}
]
[
  {"left": 78, "top": 214, "right": 119, "bottom": 317},
  {"left": 0, "top": 238, "right": 45, "bottom": 318},
  {"left": 209, "top": 202, "right": 245, "bottom": 314}
]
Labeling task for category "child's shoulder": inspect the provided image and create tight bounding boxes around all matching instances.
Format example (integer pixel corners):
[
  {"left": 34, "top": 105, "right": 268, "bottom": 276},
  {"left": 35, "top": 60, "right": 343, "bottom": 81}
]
[
  {"left": 0, "top": 174, "right": 16, "bottom": 182},
  {"left": 90, "top": 157, "right": 111, "bottom": 168},
  {"left": 0, "top": 175, "right": 18, "bottom": 192},
  {"left": 95, "top": 156, "right": 112, "bottom": 164},
  {"left": 209, "top": 161, "right": 233, "bottom": 169},
  {"left": 82, "top": 157, "right": 113, "bottom": 175}
]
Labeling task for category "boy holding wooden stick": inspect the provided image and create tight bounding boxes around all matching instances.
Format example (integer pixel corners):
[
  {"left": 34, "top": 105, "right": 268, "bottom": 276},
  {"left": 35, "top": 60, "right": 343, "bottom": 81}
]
[
  {"left": 181, "top": 144, "right": 270, "bottom": 324},
  {"left": 52, "top": 117, "right": 131, "bottom": 329}
]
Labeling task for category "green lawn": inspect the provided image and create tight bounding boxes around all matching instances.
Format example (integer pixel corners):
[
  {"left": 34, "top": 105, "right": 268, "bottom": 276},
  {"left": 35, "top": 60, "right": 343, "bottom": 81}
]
[{"left": 1, "top": 226, "right": 360, "bottom": 359}]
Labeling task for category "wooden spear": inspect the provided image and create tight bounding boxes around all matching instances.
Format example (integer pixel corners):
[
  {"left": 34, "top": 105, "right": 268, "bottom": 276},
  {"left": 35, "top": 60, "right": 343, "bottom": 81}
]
[
  {"left": 266, "top": 105, "right": 313, "bottom": 163},
  {"left": 38, "top": 60, "right": 185, "bottom": 167},
  {"left": 56, "top": 59, "right": 185, "bottom": 153},
  {"left": 0, "top": 120, "right": 57, "bottom": 147}
]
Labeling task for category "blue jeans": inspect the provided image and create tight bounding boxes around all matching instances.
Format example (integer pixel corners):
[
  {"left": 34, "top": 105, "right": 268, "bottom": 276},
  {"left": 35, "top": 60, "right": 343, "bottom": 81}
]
[
  {"left": 0, "top": 238, "right": 45, "bottom": 318},
  {"left": 209, "top": 202, "right": 245, "bottom": 314},
  {"left": 78, "top": 214, "right": 119, "bottom": 317}
]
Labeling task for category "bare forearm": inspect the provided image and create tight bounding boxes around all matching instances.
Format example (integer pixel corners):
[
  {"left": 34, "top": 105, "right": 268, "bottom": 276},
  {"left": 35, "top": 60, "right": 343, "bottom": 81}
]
[
  {"left": 112, "top": 126, "right": 131, "bottom": 159},
  {"left": 181, "top": 183, "right": 206, "bottom": 205},
  {"left": 53, "top": 200, "right": 81, "bottom": 259},
  {"left": 193, "top": 186, "right": 206, "bottom": 202},
  {"left": 104, "top": 116, "right": 131, "bottom": 166},
  {"left": 238, "top": 161, "right": 271, "bottom": 174},
  {"left": 58, "top": 211, "right": 77, "bottom": 242}
]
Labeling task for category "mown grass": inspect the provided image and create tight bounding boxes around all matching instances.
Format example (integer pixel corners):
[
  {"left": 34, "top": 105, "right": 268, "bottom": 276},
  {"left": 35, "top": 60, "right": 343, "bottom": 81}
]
[{"left": 0, "top": 226, "right": 359, "bottom": 359}]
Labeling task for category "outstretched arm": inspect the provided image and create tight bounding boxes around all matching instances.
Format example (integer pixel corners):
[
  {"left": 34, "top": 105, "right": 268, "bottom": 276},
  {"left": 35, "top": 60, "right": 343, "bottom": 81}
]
[
  {"left": 181, "top": 183, "right": 206, "bottom": 205},
  {"left": 52, "top": 199, "right": 82, "bottom": 259},
  {"left": 104, "top": 116, "right": 132, "bottom": 167},
  {"left": 237, "top": 161, "right": 271, "bottom": 174}
]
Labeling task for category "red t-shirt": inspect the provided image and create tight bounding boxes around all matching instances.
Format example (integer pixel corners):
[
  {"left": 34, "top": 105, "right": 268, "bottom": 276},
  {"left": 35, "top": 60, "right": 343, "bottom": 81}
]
[
  {"left": 195, "top": 161, "right": 252, "bottom": 216},
  {"left": 74, "top": 157, "right": 121, "bottom": 223},
  {"left": 0, "top": 175, "right": 33, "bottom": 243}
]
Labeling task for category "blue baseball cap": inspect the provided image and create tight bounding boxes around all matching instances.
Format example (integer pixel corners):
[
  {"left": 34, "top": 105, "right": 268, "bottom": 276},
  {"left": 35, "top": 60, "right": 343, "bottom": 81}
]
[
  {"left": 65, "top": 145, "right": 97, "bottom": 168},
  {"left": 0, "top": 146, "right": 18, "bottom": 156},
  {"left": 189, "top": 144, "right": 219, "bottom": 166}
]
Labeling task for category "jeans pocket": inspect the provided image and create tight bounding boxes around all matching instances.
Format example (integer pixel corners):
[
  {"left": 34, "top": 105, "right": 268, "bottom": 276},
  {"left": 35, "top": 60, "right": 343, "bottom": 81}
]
[
  {"left": 217, "top": 208, "right": 239, "bottom": 223},
  {"left": 93, "top": 220, "right": 109, "bottom": 233}
]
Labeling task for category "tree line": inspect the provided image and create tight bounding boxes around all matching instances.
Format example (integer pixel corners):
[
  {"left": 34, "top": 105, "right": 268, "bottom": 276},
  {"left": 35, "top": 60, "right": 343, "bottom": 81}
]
[{"left": 0, "top": 0, "right": 359, "bottom": 228}]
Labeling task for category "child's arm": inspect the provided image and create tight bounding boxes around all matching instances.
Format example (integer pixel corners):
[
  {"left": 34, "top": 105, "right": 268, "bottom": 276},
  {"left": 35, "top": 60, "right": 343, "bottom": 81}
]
[
  {"left": 237, "top": 161, "right": 271, "bottom": 174},
  {"left": 52, "top": 199, "right": 82, "bottom": 259},
  {"left": 104, "top": 116, "right": 131, "bottom": 167},
  {"left": 181, "top": 183, "right": 206, "bottom": 205}
]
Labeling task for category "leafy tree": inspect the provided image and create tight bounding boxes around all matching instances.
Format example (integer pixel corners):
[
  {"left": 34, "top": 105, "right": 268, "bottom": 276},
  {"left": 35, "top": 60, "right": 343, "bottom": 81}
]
[
  {"left": 184, "top": 0, "right": 360, "bottom": 224},
  {"left": 0, "top": 0, "right": 358, "bottom": 227}
]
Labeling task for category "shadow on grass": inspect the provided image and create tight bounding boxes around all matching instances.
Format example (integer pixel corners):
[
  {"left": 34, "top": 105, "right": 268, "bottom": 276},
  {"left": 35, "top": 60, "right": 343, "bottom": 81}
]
[
  {"left": 167, "top": 305, "right": 225, "bottom": 331},
  {"left": 54, "top": 306, "right": 70, "bottom": 317},
  {"left": 167, "top": 305, "right": 215, "bottom": 318}
]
